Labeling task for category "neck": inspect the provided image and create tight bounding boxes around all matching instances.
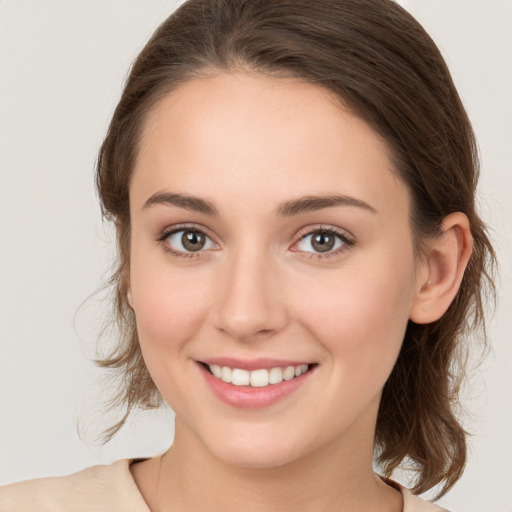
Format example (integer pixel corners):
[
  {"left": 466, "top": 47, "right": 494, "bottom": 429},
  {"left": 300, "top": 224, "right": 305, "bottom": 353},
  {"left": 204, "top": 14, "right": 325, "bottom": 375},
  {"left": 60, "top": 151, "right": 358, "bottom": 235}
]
[{"left": 134, "top": 414, "right": 402, "bottom": 512}]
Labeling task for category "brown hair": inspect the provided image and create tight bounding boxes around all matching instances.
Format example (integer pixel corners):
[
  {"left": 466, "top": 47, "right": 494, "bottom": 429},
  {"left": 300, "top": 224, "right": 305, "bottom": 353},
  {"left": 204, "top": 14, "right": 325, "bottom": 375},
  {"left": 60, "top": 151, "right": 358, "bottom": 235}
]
[{"left": 95, "top": 0, "right": 496, "bottom": 497}]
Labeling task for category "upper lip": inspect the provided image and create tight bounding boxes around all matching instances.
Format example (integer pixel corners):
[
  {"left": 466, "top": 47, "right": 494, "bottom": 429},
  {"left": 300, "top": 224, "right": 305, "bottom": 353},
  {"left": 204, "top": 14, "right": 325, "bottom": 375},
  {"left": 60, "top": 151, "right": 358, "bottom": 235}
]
[{"left": 199, "top": 357, "right": 314, "bottom": 371}]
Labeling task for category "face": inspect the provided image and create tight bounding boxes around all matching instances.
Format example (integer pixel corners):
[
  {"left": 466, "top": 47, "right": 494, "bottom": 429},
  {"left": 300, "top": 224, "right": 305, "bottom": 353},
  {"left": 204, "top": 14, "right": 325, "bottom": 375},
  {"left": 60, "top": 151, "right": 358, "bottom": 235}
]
[{"left": 128, "top": 72, "right": 421, "bottom": 468}]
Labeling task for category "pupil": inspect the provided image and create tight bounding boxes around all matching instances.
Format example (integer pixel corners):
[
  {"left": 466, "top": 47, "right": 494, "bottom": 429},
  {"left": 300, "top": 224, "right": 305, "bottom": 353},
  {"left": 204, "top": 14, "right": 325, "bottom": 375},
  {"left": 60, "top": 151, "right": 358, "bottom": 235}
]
[
  {"left": 312, "top": 232, "right": 334, "bottom": 253},
  {"left": 182, "top": 231, "right": 205, "bottom": 251}
]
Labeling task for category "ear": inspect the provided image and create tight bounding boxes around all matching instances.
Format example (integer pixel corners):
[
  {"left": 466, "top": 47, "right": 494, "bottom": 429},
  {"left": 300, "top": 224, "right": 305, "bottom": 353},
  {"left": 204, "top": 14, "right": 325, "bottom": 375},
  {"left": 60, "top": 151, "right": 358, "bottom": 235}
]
[
  {"left": 127, "top": 288, "right": 134, "bottom": 309},
  {"left": 115, "top": 220, "right": 134, "bottom": 309},
  {"left": 409, "top": 212, "right": 473, "bottom": 324}
]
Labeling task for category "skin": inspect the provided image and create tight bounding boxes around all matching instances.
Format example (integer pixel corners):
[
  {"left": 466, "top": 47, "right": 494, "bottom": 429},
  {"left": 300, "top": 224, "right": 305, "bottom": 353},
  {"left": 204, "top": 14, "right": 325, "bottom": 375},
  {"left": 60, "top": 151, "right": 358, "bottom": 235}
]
[{"left": 126, "top": 72, "right": 472, "bottom": 511}]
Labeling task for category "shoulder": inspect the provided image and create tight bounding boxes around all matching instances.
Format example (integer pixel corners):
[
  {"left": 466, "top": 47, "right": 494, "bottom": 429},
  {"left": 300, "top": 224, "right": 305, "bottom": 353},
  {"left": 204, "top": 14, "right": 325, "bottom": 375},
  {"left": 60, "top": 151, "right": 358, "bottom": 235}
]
[
  {"left": 380, "top": 475, "right": 451, "bottom": 512},
  {"left": 0, "top": 459, "right": 150, "bottom": 512},
  {"left": 401, "top": 486, "right": 451, "bottom": 512}
]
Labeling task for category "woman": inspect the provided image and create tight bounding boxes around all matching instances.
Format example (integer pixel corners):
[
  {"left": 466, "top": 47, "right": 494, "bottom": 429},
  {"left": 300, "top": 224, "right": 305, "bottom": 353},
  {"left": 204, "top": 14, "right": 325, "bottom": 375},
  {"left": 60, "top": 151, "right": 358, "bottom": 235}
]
[{"left": 0, "top": 0, "right": 496, "bottom": 510}]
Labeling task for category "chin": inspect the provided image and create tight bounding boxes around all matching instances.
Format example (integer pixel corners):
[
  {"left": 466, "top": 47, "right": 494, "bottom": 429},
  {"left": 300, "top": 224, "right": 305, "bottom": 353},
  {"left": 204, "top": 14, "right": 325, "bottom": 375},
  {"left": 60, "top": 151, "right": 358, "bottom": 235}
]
[
  {"left": 201, "top": 426, "right": 312, "bottom": 469},
  {"left": 216, "top": 445, "right": 301, "bottom": 469}
]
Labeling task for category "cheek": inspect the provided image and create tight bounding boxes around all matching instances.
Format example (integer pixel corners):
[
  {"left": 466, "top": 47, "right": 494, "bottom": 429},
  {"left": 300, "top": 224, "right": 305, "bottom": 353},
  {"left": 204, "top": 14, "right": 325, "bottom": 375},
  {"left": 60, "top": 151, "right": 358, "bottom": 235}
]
[
  {"left": 129, "top": 251, "right": 212, "bottom": 357},
  {"left": 128, "top": 259, "right": 216, "bottom": 406},
  {"left": 294, "top": 255, "right": 416, "bottom": 382}
]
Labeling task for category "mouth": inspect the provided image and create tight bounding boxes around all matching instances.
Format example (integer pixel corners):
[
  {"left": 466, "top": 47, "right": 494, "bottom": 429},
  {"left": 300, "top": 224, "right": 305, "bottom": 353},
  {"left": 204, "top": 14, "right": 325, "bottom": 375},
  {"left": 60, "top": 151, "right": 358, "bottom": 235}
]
[
  {"left": 202, "top": 362, "right": 313, "bottom": 388},
  {"left": 197, "top": 359, "right": 317, "bottom": 408}
]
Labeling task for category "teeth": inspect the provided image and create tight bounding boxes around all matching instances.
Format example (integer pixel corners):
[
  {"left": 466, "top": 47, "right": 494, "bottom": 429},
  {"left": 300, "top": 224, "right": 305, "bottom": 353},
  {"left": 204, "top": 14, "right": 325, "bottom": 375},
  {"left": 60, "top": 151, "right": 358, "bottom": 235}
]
[
  {"left": 283, "top": 366, "right": 295, "bottom": 380},
  {"left": 250, "top": 369, "right": 269, "bottom": 387},
  {"left": 221, "top": 366, "right": 232, "bottom": 383},
  {"left": 296, "top": 364, "right": 308, "bottom": 377},
  {"left": 210, "top": 364, "right": 222, "bottom": 378},
  {"left": 269, "top": 367, "right": 283, "bottom": 384},
  {"left": 207, "top": 364, "right": 310, "bottom": 387},
  {"left": 231, "top": 369, "right": 250, "bottom": 386}
]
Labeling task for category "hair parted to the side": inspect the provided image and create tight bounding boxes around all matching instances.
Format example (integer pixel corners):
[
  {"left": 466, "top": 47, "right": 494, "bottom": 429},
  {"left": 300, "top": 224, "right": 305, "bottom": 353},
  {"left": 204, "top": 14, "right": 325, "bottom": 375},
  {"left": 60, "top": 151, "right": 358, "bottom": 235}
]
[{"left": 94, "top": 0, "right": 496, "bottom": 498}]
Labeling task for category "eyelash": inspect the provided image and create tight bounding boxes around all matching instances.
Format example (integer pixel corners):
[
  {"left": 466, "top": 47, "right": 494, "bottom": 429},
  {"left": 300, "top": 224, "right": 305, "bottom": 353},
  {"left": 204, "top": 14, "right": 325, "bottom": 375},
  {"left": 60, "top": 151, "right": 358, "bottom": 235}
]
[
  {"left": 157, "top": 224, "right": 355, "bottom": 261},
  {"left": 293, "top": 225, "right": 355, "bottom": 260},
  {"left": 157, "top": 224, "right": 216, "bottom": 260}
]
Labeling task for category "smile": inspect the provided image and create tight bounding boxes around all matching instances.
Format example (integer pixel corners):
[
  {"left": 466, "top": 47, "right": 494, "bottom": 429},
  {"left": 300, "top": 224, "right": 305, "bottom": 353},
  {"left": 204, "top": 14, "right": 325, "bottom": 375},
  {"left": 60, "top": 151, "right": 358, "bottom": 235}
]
[
  {"left": 207, "top": 364, "right": 310, "bottom": 387},
  {"left": 198, "top": 359, "right": 316, "bottom": 408}
]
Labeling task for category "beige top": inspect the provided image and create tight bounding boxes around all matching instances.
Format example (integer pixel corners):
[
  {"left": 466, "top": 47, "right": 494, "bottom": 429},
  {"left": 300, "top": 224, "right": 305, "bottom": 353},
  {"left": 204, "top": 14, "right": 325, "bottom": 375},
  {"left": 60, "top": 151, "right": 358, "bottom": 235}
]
[{"left": 0, "top": 459, "right": 449, "bottom": 511}]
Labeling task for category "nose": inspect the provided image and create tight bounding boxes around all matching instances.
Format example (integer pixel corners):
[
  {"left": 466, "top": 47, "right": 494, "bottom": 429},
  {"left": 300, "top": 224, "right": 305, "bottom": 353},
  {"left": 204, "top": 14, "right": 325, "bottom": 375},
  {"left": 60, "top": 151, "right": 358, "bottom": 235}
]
[{"left": 211, "top": 247, "right": 289, "bottom": 343}]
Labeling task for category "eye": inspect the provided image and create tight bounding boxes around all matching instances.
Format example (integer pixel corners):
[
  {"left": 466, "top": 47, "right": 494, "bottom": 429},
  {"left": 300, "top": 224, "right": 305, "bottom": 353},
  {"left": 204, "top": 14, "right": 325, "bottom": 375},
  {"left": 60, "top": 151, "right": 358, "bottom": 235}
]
[
  {"left": 164, "top": 229, "right": 216, "bottom": 254},
  {"left": 295, "top": 229, "right": 350, "bottom": 255}
]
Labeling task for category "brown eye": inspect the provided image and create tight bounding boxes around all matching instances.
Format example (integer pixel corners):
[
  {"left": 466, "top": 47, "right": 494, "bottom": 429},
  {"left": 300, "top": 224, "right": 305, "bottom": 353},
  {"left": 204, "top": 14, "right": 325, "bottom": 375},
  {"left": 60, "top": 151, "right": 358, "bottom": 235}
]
[
  {"left": 311, "top": 232, "right": 335, "bottom": 252},
  {"left": 182, "top": 230, "right": 206, "bottom": 251},
  {"left": 296, "top": 229, "right": 347, "bottom": 254},
  {"left": 165, "top": 229, "right": 215, "bottom": 254}
]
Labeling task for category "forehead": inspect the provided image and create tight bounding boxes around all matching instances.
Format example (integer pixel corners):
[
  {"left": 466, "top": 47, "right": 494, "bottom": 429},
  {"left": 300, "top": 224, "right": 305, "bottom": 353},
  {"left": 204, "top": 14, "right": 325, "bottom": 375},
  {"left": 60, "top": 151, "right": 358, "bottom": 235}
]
[{"left": 131, "top": 72, "right": 409, "bottom": 217}]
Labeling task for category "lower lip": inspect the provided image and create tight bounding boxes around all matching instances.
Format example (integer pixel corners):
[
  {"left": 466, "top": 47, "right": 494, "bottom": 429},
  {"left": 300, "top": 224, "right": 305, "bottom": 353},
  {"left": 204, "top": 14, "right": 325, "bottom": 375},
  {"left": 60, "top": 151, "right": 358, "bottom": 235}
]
[{"left": 198, "top": 364, "right": 313, "bottom": 409}]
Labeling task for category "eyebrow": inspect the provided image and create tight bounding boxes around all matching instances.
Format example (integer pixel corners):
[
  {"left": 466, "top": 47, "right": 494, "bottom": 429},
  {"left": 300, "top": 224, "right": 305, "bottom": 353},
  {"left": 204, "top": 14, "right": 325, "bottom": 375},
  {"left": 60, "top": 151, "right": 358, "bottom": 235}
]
[
  {"left": 275, "top": 195, "right": 377, "bottom": 216},
  {"left": 143, "top": 192, "right": 219, "bottom": 215},
  {"left": 142, "top": 192, "right": 377, "bottom": 216}
]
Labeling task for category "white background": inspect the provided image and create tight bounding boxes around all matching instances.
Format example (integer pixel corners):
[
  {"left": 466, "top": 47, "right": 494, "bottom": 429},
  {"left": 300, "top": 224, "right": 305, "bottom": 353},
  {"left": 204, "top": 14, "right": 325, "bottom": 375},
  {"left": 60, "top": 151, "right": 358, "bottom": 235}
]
[{"left": 0, "top": 1, "right": 510, "bottom": 510}]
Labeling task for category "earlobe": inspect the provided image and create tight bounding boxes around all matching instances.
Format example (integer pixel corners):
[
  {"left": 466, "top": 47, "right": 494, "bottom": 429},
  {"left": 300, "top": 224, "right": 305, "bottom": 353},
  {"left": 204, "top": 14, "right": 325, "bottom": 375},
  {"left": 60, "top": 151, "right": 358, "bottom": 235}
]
[
  {"left": 115, "top": 220, "right": 133, "bottom": 310},
  {"left": 124, "top": 268, "right": 133, "bottom": 309},
  {"left": 409, "top": 212, "right": 473, "bottom": 324}
]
